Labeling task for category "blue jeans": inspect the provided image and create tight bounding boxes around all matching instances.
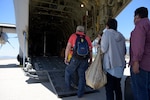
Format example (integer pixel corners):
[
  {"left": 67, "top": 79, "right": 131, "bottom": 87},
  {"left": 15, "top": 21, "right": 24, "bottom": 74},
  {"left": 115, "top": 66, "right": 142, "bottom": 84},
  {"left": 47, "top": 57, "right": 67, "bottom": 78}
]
[
  {"left": 130, "top": 67, "right": 150, "bottom": 100},
  {"left": 105, "top": 73, "right": 122, "bottom": 100},
  {"left": 65, "top": 56, "right": 88, "bottom": 97}
]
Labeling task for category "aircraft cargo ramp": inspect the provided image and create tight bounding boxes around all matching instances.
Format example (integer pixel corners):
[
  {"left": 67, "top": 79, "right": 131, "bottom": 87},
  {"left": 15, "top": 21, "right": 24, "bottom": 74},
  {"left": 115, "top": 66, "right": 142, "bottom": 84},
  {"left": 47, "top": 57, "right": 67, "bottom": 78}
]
[{"left": 25, "top": 56, "right": 97, "bottom": 98}]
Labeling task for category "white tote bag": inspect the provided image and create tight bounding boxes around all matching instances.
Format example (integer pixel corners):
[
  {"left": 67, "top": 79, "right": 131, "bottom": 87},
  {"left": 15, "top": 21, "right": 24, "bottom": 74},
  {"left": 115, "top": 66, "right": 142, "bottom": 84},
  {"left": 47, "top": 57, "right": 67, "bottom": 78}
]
[{"left": 86, "top": 50, "right": 107, "bottom": 90}]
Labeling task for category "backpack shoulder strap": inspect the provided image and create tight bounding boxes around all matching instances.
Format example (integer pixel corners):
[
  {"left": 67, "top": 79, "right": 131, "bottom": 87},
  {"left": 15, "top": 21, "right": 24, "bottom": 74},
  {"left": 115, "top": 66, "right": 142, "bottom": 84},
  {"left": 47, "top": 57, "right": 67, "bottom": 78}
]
[{"left": 75, "top": 33, "right": 86, "bottom": 38}]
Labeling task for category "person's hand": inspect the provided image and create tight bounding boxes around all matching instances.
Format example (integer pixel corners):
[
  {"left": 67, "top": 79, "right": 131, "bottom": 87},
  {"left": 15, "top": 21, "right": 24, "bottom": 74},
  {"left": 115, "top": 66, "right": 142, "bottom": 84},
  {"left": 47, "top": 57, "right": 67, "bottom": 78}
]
[
  {"left": 132, "top": 61, "right": 140, "bottom": 74},
  {"left": 64, "top": 58, "right": 69, "bottom": 65}
]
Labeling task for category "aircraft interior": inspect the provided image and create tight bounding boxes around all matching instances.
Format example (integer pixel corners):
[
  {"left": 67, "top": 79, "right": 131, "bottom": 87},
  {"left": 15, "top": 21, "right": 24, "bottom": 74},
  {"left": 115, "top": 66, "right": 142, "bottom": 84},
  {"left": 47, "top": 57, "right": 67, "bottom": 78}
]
[{"left": 27, "top": 0, "right": 131, "bottom": 57}]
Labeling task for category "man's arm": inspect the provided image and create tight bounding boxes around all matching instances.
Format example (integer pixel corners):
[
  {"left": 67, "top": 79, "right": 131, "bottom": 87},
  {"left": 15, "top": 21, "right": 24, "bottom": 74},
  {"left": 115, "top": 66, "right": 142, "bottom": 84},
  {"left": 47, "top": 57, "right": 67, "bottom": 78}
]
[{"left": 64, "top": 42, "right": 71, "bottom": 65}]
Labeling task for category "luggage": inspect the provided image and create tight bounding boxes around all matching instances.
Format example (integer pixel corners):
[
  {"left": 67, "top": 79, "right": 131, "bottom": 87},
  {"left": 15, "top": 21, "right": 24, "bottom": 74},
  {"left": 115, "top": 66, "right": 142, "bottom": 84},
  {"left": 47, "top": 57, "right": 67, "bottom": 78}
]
[
  {"left": 86, "top": 50, "right": 107, "bottom": 90},
  {"left": 124, "top": 76, "right": 134, "bottom": 100}
]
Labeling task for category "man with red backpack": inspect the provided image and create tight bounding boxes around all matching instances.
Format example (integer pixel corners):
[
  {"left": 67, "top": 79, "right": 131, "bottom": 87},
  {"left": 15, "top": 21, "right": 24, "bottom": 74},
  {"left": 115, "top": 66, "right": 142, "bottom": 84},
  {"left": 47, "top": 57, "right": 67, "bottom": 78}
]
[{"left": 64, "top": 25, "right": 92, "bottom": 98}]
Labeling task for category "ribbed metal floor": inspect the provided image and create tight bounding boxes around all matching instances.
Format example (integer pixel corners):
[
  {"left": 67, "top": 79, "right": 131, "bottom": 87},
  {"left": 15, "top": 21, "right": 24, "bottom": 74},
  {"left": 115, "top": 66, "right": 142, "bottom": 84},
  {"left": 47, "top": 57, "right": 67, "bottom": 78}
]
[{"left": 31, "top": 56, "right": 97, "bottom": 97}]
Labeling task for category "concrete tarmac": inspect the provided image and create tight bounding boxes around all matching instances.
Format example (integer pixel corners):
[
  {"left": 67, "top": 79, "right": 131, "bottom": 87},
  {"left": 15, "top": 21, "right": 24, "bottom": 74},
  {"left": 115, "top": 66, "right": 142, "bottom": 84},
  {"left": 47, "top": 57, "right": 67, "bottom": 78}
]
[{"left": 0, "top": 58, "right": 130, "bottom": 100}]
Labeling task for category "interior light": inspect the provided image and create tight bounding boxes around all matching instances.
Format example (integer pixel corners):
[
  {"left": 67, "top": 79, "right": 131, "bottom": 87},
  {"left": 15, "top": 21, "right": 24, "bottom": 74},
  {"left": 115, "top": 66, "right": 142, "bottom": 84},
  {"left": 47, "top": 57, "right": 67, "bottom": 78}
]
[{"left": 81, "top": 4, "right": 84, "bottom": 8}]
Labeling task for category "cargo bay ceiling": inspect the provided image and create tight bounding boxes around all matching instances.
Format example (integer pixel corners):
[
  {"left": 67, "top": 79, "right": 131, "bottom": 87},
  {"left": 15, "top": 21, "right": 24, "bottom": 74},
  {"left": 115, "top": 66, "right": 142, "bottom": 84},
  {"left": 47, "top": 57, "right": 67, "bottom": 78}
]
[{"left": 29, "top": 0, "right": 131, "bottom": 40}]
